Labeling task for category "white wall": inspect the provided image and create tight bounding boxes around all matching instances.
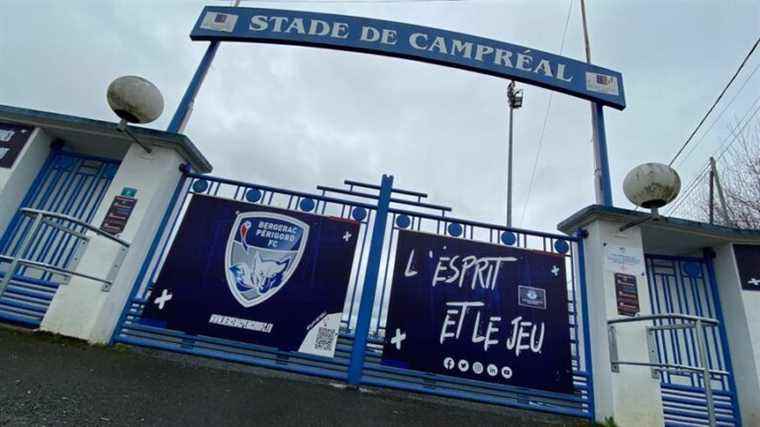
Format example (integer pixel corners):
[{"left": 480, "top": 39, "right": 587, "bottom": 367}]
[
  {"left": 0, "top": 128, "right": 50, "bottom": 235},
  {"left": 713, "top": 244, "right": 760, "bottom": 425},
  {"left": 41, "top": 143, "right": 184, "bottom": 343},
  {"left": 582, "top": 220, "right": 664, "bottom": 426}
]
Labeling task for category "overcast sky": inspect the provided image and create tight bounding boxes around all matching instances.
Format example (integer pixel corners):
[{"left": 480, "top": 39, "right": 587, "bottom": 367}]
[{"left": 1, "top": 0, "right": 758, "bottom": 233}]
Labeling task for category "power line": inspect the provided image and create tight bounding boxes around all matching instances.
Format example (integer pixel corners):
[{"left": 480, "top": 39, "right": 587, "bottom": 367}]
[
  {"left": 668, "top": 37, "right": 760, "bottom": 166},
  {"left": 669, "top": 100, "right": 760, "bottom": 216},
  {"left": 674, "top": 60, "right": 760, "bottom": 169},
  {"left": 667, "top": 98, "right": 760, "bottom": 216},
  {"left": 518, "top": 0, "right": 573, "bottom": 226}
]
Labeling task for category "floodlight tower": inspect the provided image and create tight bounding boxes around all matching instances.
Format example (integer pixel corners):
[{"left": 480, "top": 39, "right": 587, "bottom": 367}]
[{"left": 506, "top": 81, "right": 524, "bottom": 228}]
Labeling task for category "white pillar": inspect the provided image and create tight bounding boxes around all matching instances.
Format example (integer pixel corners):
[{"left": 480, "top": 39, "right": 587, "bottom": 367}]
[
  {"left": 41, "top": 143, "right": 185, "bottom": 343},
  {"left": 581, "top": 219, "right": 664, "bottom": 426},
  {"left": 712, "top": 244, "right": 760, "bottom": 425},
  {"left": 0, "top": 128, "right": 50, "bottom": 233}
]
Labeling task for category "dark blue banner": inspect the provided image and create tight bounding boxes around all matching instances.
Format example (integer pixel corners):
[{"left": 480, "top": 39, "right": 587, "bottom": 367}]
[
  {"left": 734, "top": 244, "right": 760, "bottom": 291},
  {"left": 141, "top": 195, "right": 360, "bottom": 357},
  {"left": 382, "top": 230, "right": 573, "bottom": 394},
  {"left": 191, "top": 7, "right": 625, "bottom": 110}
]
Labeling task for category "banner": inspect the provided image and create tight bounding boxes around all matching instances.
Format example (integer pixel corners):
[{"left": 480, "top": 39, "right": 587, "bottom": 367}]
[
  {"left": 191, "top": 7, "right": 626, "bottom": 110},
  {"left": 141, "top": 195, "right": 359, "bottom": 358},
  {"left": 0, "top": 122, "right": 33, "bottom": 169},
  {"left": 734, "top": 244, "right": 760, "bottom": 291},
  {"left": 381, "top": 230, "right": 573, "bottom": 394}
]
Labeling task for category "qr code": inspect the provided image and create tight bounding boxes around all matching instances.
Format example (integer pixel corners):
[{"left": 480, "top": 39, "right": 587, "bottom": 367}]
[{"left": 315, "top": 327, "right": 336, "bottom": 351}]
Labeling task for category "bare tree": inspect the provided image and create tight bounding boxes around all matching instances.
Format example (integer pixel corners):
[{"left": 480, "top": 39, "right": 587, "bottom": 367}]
[{"left": 687, "top": 118, "right": 760, "bottom": 229}]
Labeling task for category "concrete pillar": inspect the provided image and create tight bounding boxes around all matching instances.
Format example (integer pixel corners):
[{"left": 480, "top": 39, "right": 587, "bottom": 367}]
[
  {"left": 711, "top": 244, "right": 760, "bottom": 425},
  {"left": 580, "top": 219, "right": 664, "bottom": 426},
  {"left": 41, "top": 143, "right": 184, "bottom": 343},
  {"left": 0, "top": 127, "right": 50, "bottom": 234}
]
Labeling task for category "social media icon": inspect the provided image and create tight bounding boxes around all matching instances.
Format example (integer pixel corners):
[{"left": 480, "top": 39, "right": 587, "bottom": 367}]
[
  {"left": 443, "top": 357, "right": 455, "bottom": 370},
  {"left": 457, "top": 359, "right": 469, "bottom": 372},
  {"left": 487, "top": 364, "right": 498, "bottom": 376},
  {"left": 501, "top": 366, "right": 513, "bottom": 379},
  {"left": 472, "top": 362, "right": 483, "bottom": 374}
]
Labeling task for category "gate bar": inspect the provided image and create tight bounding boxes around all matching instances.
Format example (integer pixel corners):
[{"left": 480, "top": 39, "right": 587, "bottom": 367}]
[
  {"left": 343, "top": 179, "right": 427, "bottom": 198},
  {"left": 316, "top": 186, "right": 452, "bottom": 212},
  {"left": 576, "top": 230, "right": 595, "bottom": 421},
  {"left": 347, "top": 174, "right": 393, "bottom": 385}
]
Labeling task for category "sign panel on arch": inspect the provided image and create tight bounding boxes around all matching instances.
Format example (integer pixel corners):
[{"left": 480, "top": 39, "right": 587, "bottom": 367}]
[
  {"left": 191, "top": 6, "right": 626, "bottom": 110},
  {"left": 141, "top": 195, "right": 360, "bottom": 358},
  {"left": 381, "top": 230, "right": 574, "bottom": 394}
]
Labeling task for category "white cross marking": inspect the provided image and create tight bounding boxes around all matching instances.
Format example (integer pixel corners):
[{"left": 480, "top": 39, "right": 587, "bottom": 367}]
[
  {"left": 551, "top": 265, "right": 560, "bottom": 276},
  {"left": 154, "top": 289, "right": 173, "bottom": 310},
  {"left": 391, "top": 328, "right": 406, "bottom": 350},
  {"left": 342, "top": 231, "right": 352, "bottom": 242},
  {"left": 748, "top": 278, "right": 760, "bottom": 287}
]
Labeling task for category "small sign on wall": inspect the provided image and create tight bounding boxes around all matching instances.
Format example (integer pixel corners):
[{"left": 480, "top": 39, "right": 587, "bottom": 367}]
[
  {"left": 614, "top": 273, "right": 640, "bottom": 316},
  {"left": 734, "top": 244, "right": 760, "bottom": 291},
  {"left": 0, "top": 122, "right": 33, "bottom": 169},
  {"left": 100, "top": 195, "right": 138, "bottom": 236}
]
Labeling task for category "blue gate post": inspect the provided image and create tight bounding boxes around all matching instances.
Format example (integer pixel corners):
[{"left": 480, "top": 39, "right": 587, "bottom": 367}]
[
  {"left": 576, "top": 229, "right": 596, "bottom": 420},
  {"left": 593, "top": 104, "right": 613, "bottom": 207},
  {"left": 703, "top": 248, "right": 743, "bottom": 426},
  {"left": 347, "top": 174, "right": 394, "bottom": 386}
]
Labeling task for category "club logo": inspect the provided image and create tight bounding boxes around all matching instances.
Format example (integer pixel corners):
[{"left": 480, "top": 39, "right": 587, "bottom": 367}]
[
  {"left": 518, "top": 285, "right": 547, "bottom": 310},
  {"left": 225, "top": 211, "right": 309, "bottom": 308}
]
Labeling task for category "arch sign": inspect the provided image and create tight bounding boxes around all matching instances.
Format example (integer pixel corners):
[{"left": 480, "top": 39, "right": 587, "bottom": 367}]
[{"left": 191, "top": 6, "right": 626, "bottom": 110}]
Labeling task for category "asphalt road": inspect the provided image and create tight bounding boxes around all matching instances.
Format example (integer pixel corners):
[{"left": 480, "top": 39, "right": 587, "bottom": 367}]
[{"left": 0, "top": 327, "right": 586, "bottom": 426}]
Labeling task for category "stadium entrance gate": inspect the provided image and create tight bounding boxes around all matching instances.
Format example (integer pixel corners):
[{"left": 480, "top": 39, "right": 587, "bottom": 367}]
[
  {"left": 645, "top": 254, "right": 741, "bottom": 426},
  {"left": 0, "top": 149, "right": 120, "bottom": 327},
  {"left": 112, "top": 170, "right": 595, "bottom": 420}
]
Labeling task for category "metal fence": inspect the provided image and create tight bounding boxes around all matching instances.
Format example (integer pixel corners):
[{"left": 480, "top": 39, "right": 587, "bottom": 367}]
[
  {"left": 645, "top": 254, "right": 741, "bottom": 427},
  {"left": 112, "top": 170, "right": 594, "bottom": 420}
]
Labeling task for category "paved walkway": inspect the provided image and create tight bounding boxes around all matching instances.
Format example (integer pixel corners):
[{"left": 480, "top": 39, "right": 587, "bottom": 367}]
[{"left": 0, "top": 327, "right": 586, "bottom": 426}]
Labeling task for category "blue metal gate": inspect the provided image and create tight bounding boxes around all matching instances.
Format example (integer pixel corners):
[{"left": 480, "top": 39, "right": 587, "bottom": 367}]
[
  {"left": 113, "top": 171, "right": 594, "bottom": 420},
  {"left": 646, "top": 254, "right": 741, "bottom": 426},
  {"left": 0, "top": 150, "right": 120, "bottom": 327}
]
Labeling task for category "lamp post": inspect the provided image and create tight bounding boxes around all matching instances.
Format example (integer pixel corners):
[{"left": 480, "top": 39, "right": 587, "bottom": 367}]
[{"left": 506, "top": 81, "right": 524, "bottom": 228}]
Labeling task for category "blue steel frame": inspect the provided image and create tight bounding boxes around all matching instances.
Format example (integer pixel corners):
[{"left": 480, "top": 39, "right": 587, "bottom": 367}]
[
  {"left": 645, "top": 253, "right": 741, "bottom": 426},
  {"left": 576, "top": 229, "right": 595, "bottom": 421},
  {"left": 112, "top": 170, "right": 596, "bottom": 420},
  {"left": 347, "top": 174, "right": 393, "bottom": 385}
]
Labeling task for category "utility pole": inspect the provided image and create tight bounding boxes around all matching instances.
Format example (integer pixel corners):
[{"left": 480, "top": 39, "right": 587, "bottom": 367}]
[
  {"left": 506, "top": 81, "right": 524, "bottom": 228},
  {"left": 710, "top": 157, "right": 733, "bottom": 226},
  {"left": 709, "top": 162, "right": 715, "bottom": 225}
]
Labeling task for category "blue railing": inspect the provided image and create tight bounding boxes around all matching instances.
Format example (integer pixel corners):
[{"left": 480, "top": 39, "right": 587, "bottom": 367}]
[{"left": 112, "top": 170, "right": 594, "bottom": 420}]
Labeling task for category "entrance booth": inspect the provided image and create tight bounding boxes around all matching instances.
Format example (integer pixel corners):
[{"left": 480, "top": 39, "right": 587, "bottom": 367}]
[
  {"left": 559, "top": 206, "right": 760, "bottom": 426},
  {"left": 0, "top": 105, "right": 211, "bottom": 339}
]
